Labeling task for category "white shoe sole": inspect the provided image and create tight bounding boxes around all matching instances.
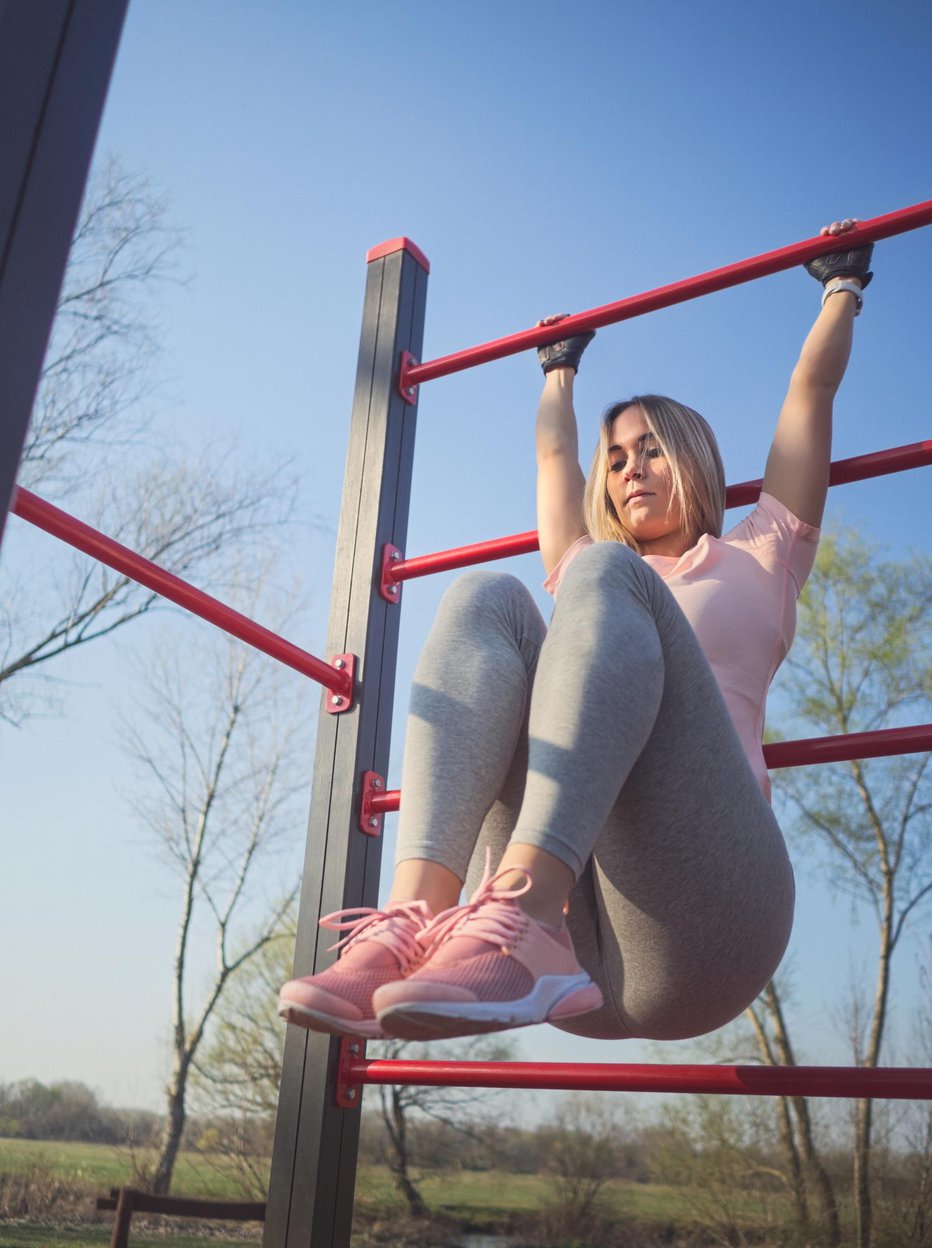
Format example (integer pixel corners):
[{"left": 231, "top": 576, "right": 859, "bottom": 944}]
[
  {"left": 377, "top": 972, "right": 601, "bottom": 1040},
  {"left": 278, "top": 999, "right": 384, "bottom": 1039}
]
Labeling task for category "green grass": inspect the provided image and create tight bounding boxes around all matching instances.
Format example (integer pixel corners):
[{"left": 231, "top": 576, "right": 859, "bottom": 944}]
[
  {"left": 0, "top": 1137, "right": 253, "bottom": 1200},
  {"left": 0, "top": 1225, "right": 259, "bottom": 1248},
  {"left": 0, "top": 1136, "right": 797, "bottom": 1245},
  {"left": 353, "top": 1161, "right": 791, "bottom": 1235}
]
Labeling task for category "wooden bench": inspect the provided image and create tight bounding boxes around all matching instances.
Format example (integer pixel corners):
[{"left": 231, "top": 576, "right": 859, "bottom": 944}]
[{"left": 96, "top": 1186, "right": 266, "bottom": 1247}]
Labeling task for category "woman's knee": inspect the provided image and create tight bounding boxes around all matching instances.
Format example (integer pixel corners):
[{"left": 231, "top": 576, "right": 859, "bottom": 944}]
[
  {"left": 437, "top": 569, "right": 538, "bottom": 627},
  {"left": 558, "top": 540, "right": 656, "bottom": 607},
  {"left": 431, "top": 571, "right": 546, "bottom": 665}
]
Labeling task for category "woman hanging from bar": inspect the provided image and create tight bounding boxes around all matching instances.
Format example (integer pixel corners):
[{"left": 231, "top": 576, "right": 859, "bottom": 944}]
[{"left": 279, "top": 219, "right": 873, "bottom": 1042}]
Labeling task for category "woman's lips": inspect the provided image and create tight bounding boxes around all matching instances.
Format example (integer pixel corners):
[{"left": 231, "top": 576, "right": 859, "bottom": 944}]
[{"left": 625, "top": 491, "right": 654, "bottom": 505}]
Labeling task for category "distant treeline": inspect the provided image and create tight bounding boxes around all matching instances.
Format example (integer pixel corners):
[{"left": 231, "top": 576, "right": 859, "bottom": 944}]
[{"left": 1, "top": 1079, "right": 162, "bottom": 1146}]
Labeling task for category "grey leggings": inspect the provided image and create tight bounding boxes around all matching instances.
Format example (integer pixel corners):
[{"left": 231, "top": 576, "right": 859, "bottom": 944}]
[{"left": 395, "top": 542, "right": 794, "bottom": 1040}]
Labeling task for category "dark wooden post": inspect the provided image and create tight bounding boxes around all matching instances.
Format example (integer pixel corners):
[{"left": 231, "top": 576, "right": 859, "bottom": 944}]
[
  {"left": 263, "top": 239, "right": 429, "bottom": 1248},
  {"left": 109, "top": 1187, "right": 136, "bottom": 1248},
  {"left": 0, "top": 0, "right": 128, "bottom": 549}
]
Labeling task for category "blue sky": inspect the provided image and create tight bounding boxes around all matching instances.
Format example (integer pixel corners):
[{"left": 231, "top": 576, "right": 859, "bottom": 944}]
[{"left": 1, "top": 1, "right": 930, "bottom": 1114}]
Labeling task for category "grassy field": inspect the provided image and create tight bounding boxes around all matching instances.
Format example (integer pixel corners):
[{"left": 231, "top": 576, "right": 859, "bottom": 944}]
[
  {"left": 0, "top": 1226, "right": 259, "bottom": 1247},
  {"left": 0, "top": 1137, "right": 251, "bottom": 1200},
  {"left": 0, "top": 1136, "right": 779, "bottom": 1220},
  {"left": 0, "top": 1136, "right": 795, "bottom": 1247}
]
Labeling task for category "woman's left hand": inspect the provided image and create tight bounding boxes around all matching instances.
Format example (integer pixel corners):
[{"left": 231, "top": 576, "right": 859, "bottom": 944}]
[
  {"left": 806, "top": 217, "right": 873, "bottom": 288},
  {"left": 820, "top": 217, "right": 859, "bottom": 238}
]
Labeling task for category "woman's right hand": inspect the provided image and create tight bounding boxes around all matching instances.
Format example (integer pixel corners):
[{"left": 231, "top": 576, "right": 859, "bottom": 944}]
[{"left": 536, "top": 313, "right": 596, "bottom": 376}]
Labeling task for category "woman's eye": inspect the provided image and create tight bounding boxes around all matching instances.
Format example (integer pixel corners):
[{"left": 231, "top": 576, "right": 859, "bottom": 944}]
[
  {"left": 646, "top": 447, "right": 662, "bottom": 459},
  {"left": 609, "top": 461, "right": 625, "bottom": 473}
]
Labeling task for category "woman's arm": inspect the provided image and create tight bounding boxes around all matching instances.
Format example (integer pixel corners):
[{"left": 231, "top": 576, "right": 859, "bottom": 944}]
[
  {"left": 762, "top": 219, "right": 872, "bottom": 527},
  {"left": 537, "top": 368, "right": 588, "bottom": 575},
  {"left": 534, "top": 316, "right": 592, "bottom": 575}
]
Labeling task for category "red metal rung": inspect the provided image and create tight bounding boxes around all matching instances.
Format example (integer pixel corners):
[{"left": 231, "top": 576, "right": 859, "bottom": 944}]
[
  {"left": 342, "top": 1057, "right": 932, "bottom": 1101},
  {"left": 385, "top": 441, "right": 932, "bottom": 586},
  {"left": 764, "top": 724, "right": 932, "bottom": 769},
  {"left": 403, "top": 200, "right": 932, "bottom": 387},
  {"left": 11, "top": 488, "right": 356, "bottom": 697},
  {"left": 345, "top": 721, "right": 932, "bottom": 821}
]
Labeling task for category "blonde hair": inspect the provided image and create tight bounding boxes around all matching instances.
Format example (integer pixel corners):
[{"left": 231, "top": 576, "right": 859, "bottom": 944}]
[{"left": 583, "top": 395, "right": 725, "bottom": 552}]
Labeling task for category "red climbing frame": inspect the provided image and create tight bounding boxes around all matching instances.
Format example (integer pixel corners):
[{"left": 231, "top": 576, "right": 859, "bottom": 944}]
[{"left": 4, "top": 187, "right": 931, "bottom": 1248}]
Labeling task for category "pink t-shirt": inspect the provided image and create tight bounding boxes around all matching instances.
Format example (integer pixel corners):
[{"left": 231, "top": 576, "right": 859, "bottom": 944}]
[{"left": 543, "top": 492, "right": 820, "bottom": 801}]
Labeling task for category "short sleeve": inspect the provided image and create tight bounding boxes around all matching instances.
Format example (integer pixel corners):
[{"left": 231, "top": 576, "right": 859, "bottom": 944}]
[
  {"left": 726, "top": 491, "right": 820, "bottom": 596},
  {"left": 542, "top": 534, "right": 594, "bottom": 598}
]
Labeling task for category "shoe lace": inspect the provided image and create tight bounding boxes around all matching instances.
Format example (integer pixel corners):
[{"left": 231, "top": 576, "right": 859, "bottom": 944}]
[
  {"left": 417, "top": 848, "right": 533, "bottom": 953},
  {"left": 320, "top": 901, "right": 427, "bottom": 962}
]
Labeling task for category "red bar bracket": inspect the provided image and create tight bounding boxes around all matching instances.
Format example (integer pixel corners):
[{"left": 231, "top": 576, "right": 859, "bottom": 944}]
[
  {"left": 397, "top": 350, "right": 418, "bottom": 405},
  {"left": 335, "top": 1036, "right": 365, "bottom": 1108},
  {"left": 358, "top": 771, "right": 386, "bottom": 836},
  {"left": 324, "top": 653, "right": 355, "bottom": 714},
  {"left": 379, "top": 544, "right": 403, "bottom": 602}
]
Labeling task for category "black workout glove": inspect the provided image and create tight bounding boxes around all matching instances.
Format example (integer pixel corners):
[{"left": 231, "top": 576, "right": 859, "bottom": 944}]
[
  {"left": 805, "top": 240, "right": 874, "bottom": 289},
  {"left": 537, "top": 329, "right": 596, "bottom": 375}
]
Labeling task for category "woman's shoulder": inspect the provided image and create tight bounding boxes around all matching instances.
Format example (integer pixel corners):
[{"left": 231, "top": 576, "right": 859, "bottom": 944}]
[
  {"left": 719, "top": 492, "right": 820, "bottom": 592},
  {"left": 722, "top": 492, "right": 821, "bottom": 547}
]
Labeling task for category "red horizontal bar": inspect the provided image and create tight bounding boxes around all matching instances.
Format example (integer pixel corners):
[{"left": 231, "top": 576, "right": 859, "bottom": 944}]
[
  {"left": 346, "top": 1058, "right": 932, "bottom": 1101},
  {"left": 364, "top": 724, "right": 932, "bottom": 819},
  {"left": 10, "top": 488, "right": 353, "bottom": 697},
  {"left": 725, "top": 439, "right": 932, "bottom": 509},
  {"left": 405, "top": 199, "right": 932, "bottom": 387},
  {"left": 385, "top": 441, "right": 932, "bottom": 586},
  {"left": 389, "top": 529, "right": 539, "bottom": 584},
  {"left": 764, "top": 724, "right": 932, "bottom": 769}
]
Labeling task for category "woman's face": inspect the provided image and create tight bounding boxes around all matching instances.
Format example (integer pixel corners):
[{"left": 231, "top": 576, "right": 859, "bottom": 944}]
[{"left": 606, "top": 407, "right": 691, "bottom": 557}]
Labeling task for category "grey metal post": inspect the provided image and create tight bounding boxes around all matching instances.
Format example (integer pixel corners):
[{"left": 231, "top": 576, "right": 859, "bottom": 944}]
[
  {"left": 0, "top": 0, "right": 128, "bottom": 549},
  {"left": 263, "top": 239, "right": 428, "bottom": 1248}
]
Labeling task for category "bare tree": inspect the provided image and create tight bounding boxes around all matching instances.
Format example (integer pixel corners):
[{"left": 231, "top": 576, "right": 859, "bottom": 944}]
[
  {"left": 369, "top": 1034, "right": 516, "bottom": 1217},
  {"left": 2, "top": 448, "right": 298, "bottom": 725},
  {"left": 1, "top": 155, "right": 300, "bottom": 726},
  {"left": 193, "top": 915, "right": 297, "bottom": 1197},
  {"left": 20, "top": 154, "right": 181, "bottom": 494},
  {"left": 647, "top": 1094, "right": 785, "bottom": 1248},
  {"left": 195, "top": 918, "right": 295, "bottom": 1121},
  {"left": 895, "top": 955, "right": 932, "bottom": 1247},
  {"left": 542, "top": 1094, "right": 623, "bottom": 1226},
  {"left": 770, "top": 527, "right": 932, "bottom": 1247},
  {"left": 745, "top": 981, "right": 841, "bottom": 1244},
  {"left": 121, "top": 575, "right": 312, "bottom": 1194}
]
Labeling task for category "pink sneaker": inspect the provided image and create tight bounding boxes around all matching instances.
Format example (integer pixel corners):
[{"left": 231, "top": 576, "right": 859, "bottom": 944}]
[
  {"left": 372, "top": 858, "right": 602, "bottom": 1040},
  {"left": 278, "top": 899, "right": 433, "bottom": 1038}
]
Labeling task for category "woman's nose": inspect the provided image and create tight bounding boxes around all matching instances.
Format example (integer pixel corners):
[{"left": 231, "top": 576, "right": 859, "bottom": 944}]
[{"left": 623, "top": 462, "right": 642, "bottom": 481}]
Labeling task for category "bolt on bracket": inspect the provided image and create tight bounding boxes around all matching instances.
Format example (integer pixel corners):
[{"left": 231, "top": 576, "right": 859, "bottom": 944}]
[
  {"left": 379, "top": 544, "right": 403, "bottom": 603},
  {"left": 358, "top": 770, "right": 386, "bottom": 835},
  {"left": 397, "top": 350, "right": 419, "bottom": 405},
  {"left": 335, "top": 1036, "right": 365, "bottom": 1109},
  {"left": 324, "top": 653, "right": 356, "bottom": 714}
]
